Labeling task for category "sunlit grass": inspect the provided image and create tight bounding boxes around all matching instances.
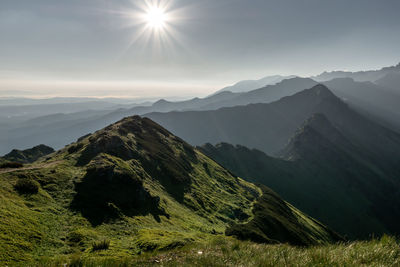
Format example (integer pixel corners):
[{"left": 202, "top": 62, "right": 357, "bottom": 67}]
[{"left": 33, "top": 235, "right": 400, "bottom": 267}]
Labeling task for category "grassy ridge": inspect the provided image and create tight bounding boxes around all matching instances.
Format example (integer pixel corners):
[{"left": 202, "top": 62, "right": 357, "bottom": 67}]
[{"left": 0, "top": 116, "right": 343, "bottom": 265}]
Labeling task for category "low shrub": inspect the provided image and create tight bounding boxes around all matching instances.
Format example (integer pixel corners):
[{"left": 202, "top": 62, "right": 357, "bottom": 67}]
[
  {"left": 14, "top": 178, "right": 40, "bottom": 194},
  {"left": 0, "top": 162, "right": 24, "bottom": 169},
  {"left": 92, "top": 240, "right": 110, "bottom": 251}
]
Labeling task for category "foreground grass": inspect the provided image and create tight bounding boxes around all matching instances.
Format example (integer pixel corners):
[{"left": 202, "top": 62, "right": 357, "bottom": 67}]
[{"left": 30, "top": 235, "right": 400, "bottom": 267}]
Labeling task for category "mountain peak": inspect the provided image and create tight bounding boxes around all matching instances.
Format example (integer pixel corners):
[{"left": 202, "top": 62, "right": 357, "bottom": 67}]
[
  {"left": 309, "top": 84, "right": 335, "bottom": 98},
  {"left": 71, "top": 116, "right": 194, "bottom": 168},
  {"left": 153, "top": 99, "right": 172, "bottom": 107}
]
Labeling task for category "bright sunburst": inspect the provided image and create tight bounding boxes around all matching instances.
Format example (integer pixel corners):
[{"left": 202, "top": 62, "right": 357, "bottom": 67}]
[
  {"left": 145, "top": 6, "right": 167, "bottom": 29},
  {"left": 111, "top": 0, "right": 190, "bottom": 55}
]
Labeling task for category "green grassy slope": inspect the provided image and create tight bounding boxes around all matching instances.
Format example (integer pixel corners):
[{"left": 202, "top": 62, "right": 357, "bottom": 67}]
[
  {"left": 37, "top": 235, "right": 400, "bottom": 267},
  {"left": 0, "top": 116, "right": 339, "bottom": 265}
]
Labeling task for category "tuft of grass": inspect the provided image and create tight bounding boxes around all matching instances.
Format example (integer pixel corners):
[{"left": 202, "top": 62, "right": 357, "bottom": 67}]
[{"left": 92, "top": 240, "right": 110, "bottom": 251}]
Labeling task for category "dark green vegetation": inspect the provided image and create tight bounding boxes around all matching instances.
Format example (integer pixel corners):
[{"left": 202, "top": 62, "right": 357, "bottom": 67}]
[
  {"left": 199, "top": 113, "right": 400, "bottom": 239},
  {"left": 1, "top": 144, "right": 54, "bottom": 163},
  {"left": 0, "top": 116, "right": 339, "bottom": 265},
  {"left": 0, "top": 161, "right": 24, "bottom": 169}
]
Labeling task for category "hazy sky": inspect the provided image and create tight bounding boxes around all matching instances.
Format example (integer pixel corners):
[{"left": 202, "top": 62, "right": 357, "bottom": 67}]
[{"left": 1, "top": 0, "right": 400, "bottom": 98}]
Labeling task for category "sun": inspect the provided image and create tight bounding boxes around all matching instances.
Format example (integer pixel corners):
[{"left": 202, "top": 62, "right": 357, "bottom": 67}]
[
  {"left": 145, "top": 6, "right": 167, "bottom": 29},
  {"left": 117, "top": 0, "right": 187, "bottom": 51}
]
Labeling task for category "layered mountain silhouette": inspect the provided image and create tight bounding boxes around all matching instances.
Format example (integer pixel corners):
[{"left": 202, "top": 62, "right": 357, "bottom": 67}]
[
  {"left": 2, "top": 70, "right": 400, "bottom": 163},
  {"left": 213, "top": 75, "right": 296, "bottom": 94},
  {"left": 148, "top": 84, "right": 400, "bottom": 170},
  {"left": 0, "top": 77, "right": 319, "bottom": 154},
  {"left": 199, "top": 114, "right": 400, "bottom": 239},
  {"left": 3, "top": 72, "right": 400, "bottom": 155}
]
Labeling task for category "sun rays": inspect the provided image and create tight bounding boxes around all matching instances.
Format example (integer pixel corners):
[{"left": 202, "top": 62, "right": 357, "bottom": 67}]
[{"left": 108, "top": 0, "right": 187, "bottom": 57}]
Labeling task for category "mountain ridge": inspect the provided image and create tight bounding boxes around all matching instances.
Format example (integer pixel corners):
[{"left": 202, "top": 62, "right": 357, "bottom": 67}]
[
  {"left": 313, "top": 62, "right": 400, "bottom": 82},
  {"left": 213, "top": 75, "right": 296, "bottom": 94}
]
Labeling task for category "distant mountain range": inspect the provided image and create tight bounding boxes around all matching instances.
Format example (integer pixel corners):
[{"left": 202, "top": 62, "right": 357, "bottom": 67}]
[
  {"left": 312, "top": 62, "right": 400, "bottom": 82},
  {"left": 0, "top": 77, "right": 321, "bottom": 154}
]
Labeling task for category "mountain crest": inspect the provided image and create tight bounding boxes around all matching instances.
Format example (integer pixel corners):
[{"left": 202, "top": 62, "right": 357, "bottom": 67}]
[
  {"left": 309, "top": 84, "right": 336, "bottom": 99},
  {"left": 2, "top": 144, "right": 54, "bottom": 163}
]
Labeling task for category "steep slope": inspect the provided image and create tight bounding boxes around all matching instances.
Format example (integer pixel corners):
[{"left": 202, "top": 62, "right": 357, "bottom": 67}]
[
  {"left": 1, "top": 145, "right": 54, "bottom": 163},
  {"left": 0, "top": 116, "right": 340, "bottom": 264},
  {"left": 226, "top": 185, "right": 340, "bottom": 245},
  {"left": 199, "top": 114, "right": 400, "bottom": 239}
]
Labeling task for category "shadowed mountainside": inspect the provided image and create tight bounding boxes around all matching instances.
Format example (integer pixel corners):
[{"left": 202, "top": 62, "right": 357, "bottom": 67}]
[{"left": 199, "top": 113, "right": 400, "bottom": 239}]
